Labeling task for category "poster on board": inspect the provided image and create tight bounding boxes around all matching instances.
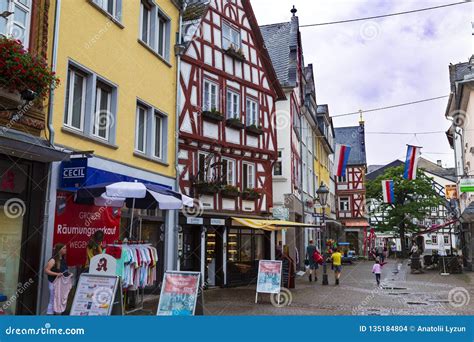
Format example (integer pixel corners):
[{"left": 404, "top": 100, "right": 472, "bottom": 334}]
[
  {"left": 256, "top": 260, "right": 282, "bottom": 294},
  {"left": 157, "top": 272, "right": 201, "bottom": 316},
  {"left": 70, "top": 274, "right": 119, "bottom": 316}
]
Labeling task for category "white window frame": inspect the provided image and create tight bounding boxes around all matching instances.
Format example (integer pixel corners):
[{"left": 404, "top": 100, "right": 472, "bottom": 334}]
[
  {"left": 431, "top": 235, "right": 437, "bottom": 244},
  {"left": 1, "top": 0, "right": 32, "bottom": 48},
  {"left": 198, "top": 152, "right": 215, "bottom": 182},
  {"left": 222, "top": 158, "right": 236, "bottom": 186},
  {"left": 203, "top": 79, "right": 219, "bottom": 112},
  {"left": 135, "top": 105, "right": 148, "bottom": 153},
  {"left": 156, "top": 12, "right": 168, "bottom": 58},
  {"left": 246, "top": 98, "right": 258, "bottom": 126},
  {"left": 443, "top": 235, "right": 449, "bottom": 244},
  {"left": 93, "top": 0, "right": 119, "bottom": 19},
  {"left": 273, "top": 150, "right": 283, "bottom": 176},
  {"left": 339, "top": 197, "right": 350, "bottom": 212},
  {"left": 64, "top": 68, "right": 87, "bottom": 132},
  {"left": 226, "top": 90, "right": 240, "bottom": 119},
  {"left": 92, "top": 83, "right": 112, "bottom": 141},
  {"left": 222, "top": 21, "right": 241, "bottom": 50},
  {"left": 243, "top": 163, "right": 255, "bottom": 190},
  {"left": 153, "top": 112, "right": 163, "bottom": 159},
  {"left": 139, "top": 0, "right": 151, "bottom": 45}
]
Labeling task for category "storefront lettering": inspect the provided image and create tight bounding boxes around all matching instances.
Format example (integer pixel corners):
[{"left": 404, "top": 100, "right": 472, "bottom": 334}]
[
  {"left": 62, "top": 167, "right": 86, "bottom": 179},
  {"left": 56, "top": 224, "right": 117, "bottom": 237}
]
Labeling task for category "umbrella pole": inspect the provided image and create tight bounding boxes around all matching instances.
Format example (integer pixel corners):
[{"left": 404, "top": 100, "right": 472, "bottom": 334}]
[{"left": 130, "top": 198, "right": 136, "bottom": 239}]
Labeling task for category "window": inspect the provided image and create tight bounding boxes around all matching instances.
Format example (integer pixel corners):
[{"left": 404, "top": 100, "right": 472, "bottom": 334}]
[
  {"left": 64, "top": 68, "right": 87, "bottom": 131},
  {"left": 203, "top": 80, "right": 219, "bottom": 112},
  {"left": 135, "top": 105, "right": 147, "bottom": 153},
  {"left": 337, "top": 174, "right": 347, "bottom": 183},
  {"left": 64, "top": 63, "right": 118, "bottom": 144},
  {"left": 226, "top": 90, "right": 240, "bottom": 119},
  {"left": 1, "top": 0, "right": 32, "bottom": 47},
  {"left": 134, "top": 102, "right": 168, "bottom": 162},
  {"left": 243, "top": 163, "right": 255, "bottom": 190},
  {"left": 444, "top": 236, "right": 449, "bottom": 244},
  {"left": 222, "top": 22, "right": 241, "bottom": 50},
  {"left": 93, "top": 0, "right": 121, "bottom": 20},
  {"left": 198, "top": 153, "right": 215, "bottom": 182},
  {"left": 246, "top": 98, "right": 258, "bottom": 126},
  {"left": 431, "top": 235, "right": 437, "bottom": 244},
  {"left": 339, "top": 197, "right": 350, "bottom": 212},
  {"left": 138, "top": 2, "right": 171, "bottom": 61},
  {"left": 274, "top": 150, "right": 283, "bottom": 176},
  {"left": 222, "top": 158, "right": 236, "bottom": 186},
  {"left": 140, "top": 1, "right": 151, "bottom": 44},
  {"left": 92, "top": 82, "right": 112, "bottom": 140}
]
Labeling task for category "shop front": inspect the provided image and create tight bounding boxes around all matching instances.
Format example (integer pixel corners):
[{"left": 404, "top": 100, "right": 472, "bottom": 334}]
[{"left": 0, "top": 132, "right": 69, "bottom": 315}]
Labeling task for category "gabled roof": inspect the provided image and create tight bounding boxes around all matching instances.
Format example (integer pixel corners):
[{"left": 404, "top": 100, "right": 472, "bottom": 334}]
[
  {"left": 181, "top": 0, "right": 285, "bottom": 100},
  {"left": 334, "top": 125, "right": 367, "bottom": 166},
  {"left": 260, "top": 15, "right": 300, "bottom": 88}
]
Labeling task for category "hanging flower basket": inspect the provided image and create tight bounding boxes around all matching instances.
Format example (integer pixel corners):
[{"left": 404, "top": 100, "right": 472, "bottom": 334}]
[{"left": 0, "top": 37, "right": 60, "bottom": 100}]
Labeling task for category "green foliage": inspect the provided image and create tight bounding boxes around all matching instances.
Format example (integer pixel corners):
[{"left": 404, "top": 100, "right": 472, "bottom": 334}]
[{"left": 366, "top": 165, "right": 444, "bottom": 234}]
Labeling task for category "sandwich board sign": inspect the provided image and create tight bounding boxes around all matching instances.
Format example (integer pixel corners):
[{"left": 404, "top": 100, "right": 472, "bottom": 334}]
[
  {"left": 157, "top": 271, "right": 201, "bottom": 316},
  {"left": 255, "top": 260, "right": 282, "bottom": 304}
]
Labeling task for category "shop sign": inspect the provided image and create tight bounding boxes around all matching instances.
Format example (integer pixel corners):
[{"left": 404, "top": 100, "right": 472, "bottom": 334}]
[
  {"left": 89, "top": 254, "right": 117, "bottom": 277},
  {"left": 70, "top": 274, "right": 120, "bottom": 316},
  {"left": 157, "top": 272, "right": 201, "bottom": 316},
  {"left": 0, "top": 160, "right": 27, "bottom": 194},
  {"left": 210, "top": 218, "right": 226, "bottom": 226},
  {"left": 187, "top": 217, "right": 203, "bottom": 225},
  {"left": 445, "top": 185, "right": 458, "bottom": 199},
  {"left": 60, "top": 158, "right": 88, "bottom": 188},
  {"left": 460, "top": 178, "right": 474, "bottom": 193},
  {"left": 53, "top": 192, "right": 121, "bottom": 267},
  {"left": 272, "top": 206, "right": 289, "bottom": 221},
  {"left": 256, "top": 260, "right": 282, "bottom": 295}
]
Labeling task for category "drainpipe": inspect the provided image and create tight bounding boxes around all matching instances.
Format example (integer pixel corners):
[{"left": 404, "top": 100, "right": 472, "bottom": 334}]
[
  {"left": 172, "top": 1, "right": 187, "bottom": 271},
  {"left": 36, "top": 0, "right": 61, "bottom": 315}
]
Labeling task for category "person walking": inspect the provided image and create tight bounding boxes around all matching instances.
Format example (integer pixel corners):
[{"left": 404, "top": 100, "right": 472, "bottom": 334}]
[
  {"left": 84, "top": 230, "right": 104, "bottom": 272},
  {"left": 331, "top": 248, "right": 343, "bottom": 285},
  {"left": 305, "top": 240, "right": 319, "bottom": 282},
  {"left": 372, "top": 259, "right": 383, "bottom": 286},
  {"left": 44, "top": 243, "right": 69, "bottom": 315}
]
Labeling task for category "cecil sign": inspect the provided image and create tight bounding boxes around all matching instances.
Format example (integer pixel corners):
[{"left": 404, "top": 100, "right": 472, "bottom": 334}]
[{"left": 53, "top": 192, "right": 121, "bottom": 267}]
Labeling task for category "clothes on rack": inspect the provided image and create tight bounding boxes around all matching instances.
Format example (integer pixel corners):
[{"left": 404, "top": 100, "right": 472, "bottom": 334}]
[{"left": 104, "top": 244, "right": 158, "bottom": 289}]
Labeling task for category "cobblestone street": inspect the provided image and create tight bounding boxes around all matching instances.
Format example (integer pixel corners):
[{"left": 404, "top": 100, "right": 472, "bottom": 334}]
[{"left": 199, "top": 260, "right": 474, "bottom": 316}]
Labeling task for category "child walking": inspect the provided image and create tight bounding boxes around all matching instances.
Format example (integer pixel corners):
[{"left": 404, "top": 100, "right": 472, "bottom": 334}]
[{"left": 372, "top": 259, "right": 382, "bottom": 286}]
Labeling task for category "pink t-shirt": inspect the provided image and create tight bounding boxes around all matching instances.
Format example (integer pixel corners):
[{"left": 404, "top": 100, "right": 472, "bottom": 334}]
[{"left": 372, "top": 264, "right": 382, "bottom": 274}]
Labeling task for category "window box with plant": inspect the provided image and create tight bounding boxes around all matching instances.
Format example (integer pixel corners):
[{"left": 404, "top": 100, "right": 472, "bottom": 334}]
[
  {"left": 194, "top": 181, "right": 221, "bottom": 195},
  {"left": 0, "top": 37, "right": 60, "bottom": 102},
  {"left": 226, "top": 117, "right": 244, "bottom": 129},
  {"left": 202, "top": 108, "right": 224, "bottom": 122},
  {"left": 224, "top": 44, "right": 246, "bottom": 61},
  {"left": 241, "top": 188, "right": 261, "bottom": 201},
  {"left": 221, "top": 185, "right": 240, "bottom": 199},
  {"left": 245, "top": 124, "right": 263, "bottom": 136}
]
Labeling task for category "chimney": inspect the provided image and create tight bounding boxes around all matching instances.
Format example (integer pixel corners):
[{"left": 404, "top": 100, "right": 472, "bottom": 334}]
[{"left": 437, "top": 160, "right": 442, "bottom": 167}]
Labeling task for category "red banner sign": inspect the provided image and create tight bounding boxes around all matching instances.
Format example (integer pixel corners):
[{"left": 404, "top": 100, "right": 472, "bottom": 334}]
[{"left": 53, "top": 192, "right": 121, "bottom": 267}]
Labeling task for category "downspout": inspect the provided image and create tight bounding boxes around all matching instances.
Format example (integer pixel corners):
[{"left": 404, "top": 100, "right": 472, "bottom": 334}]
[
  {"left": 173, "top": 1, "right": 187, "bottom": 271},
  {"left": 37, "top": 0, "right": 61, "bottom": 314}
]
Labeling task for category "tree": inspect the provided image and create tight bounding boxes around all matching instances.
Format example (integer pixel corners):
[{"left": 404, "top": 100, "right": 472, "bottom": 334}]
[{"left": 366, "top": 165, "right": 444, "bottom": 258}]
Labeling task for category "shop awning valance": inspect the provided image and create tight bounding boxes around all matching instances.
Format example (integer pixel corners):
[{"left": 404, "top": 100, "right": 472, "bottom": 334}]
[{"left": 231, "top": 217, "right": 319, "bottom": 231}]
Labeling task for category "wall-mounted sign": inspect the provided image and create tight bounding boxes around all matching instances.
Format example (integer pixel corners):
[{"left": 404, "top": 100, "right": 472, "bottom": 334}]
[
  {"left": 89, "top": 254, "right": 117, "bottom": 277},
  {"left": 445, "top": 185, "right": 458, "bottom": 199},
  {"left": 210, "top": 218, "right": 226, "bottom": 226},
  {"left": 60, "top": 158, "right": 88, "bottom": 188},
  {"left": 460, "top": 179, "right": 474, "bottom": 193},
  {"left": 187, "top": 217, "right": 204, "bottom": 225},
  {"left": 272, "top": 206, "right": 289, "bottom": 221},
  {"left": 157, "top": 272, "right": 201, "bottom": 316}
]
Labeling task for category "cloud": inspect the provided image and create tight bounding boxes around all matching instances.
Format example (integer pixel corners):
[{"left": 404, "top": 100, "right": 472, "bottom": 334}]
[{"left": 252, "top": 0, "right": 472, "bottom": 167}]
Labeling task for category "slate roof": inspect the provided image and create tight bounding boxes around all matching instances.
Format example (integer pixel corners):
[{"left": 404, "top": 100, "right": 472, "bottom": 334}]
[
  {"left": 334, "top": 125, "right": 367, "bottom": 166},
  {"left": 449, "top": 55, "right": 474, "bottom": 91},
  {"left": 366, "top": 158, "right": 456, "bottom": 182},
  {"left": 260, "top": 16, "right": 299, "bottom": 88}
]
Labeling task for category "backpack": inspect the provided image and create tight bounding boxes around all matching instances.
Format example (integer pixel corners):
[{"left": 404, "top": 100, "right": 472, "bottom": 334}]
[{"left": 313, "top": 250, "right": 323, "bottom": 265}]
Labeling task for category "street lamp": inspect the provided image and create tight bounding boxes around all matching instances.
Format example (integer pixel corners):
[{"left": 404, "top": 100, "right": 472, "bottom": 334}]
[{"left": 316, "top": 182, "right": 329, "bottom": 285}]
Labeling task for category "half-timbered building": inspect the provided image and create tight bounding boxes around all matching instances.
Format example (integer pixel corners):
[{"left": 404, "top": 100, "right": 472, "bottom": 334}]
[
  {"left": 334, "top": 121, "right": 369, "bottom": 255},
  {"left": 177, "top": 0, "right": 285, "bottom": 286}
]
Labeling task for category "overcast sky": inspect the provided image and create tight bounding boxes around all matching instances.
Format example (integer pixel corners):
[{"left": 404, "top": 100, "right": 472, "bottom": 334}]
[{"left": 252, "top": 0, "right": 473, "bottom": 167}]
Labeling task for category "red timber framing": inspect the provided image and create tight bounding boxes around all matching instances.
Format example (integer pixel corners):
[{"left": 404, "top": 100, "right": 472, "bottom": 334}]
[
  {"left": 336, "top": 166, "right": 367, "bottom": 220},
  {"left": 178, "top": 0, "right": 285, "bottom": 215}
]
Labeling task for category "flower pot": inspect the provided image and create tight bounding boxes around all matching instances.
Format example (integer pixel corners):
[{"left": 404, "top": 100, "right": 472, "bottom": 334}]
[
  {"left": 226, "top": 118, "right": 245, "bottom": 129},
  {"left": 195, "top": 183, "right": 221, "bottom": 195},
  {"left": 245, "top": 125, "right": 264, "bottom": 136},
  {"left": 221, "top": 190, "right": 240, "bottom": 199},
  {"left": 241, "top": 192, "right": 261, "bottom": 201},
  {"left": 202, "top": 110, "right": 225, "bottom": 123}
]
